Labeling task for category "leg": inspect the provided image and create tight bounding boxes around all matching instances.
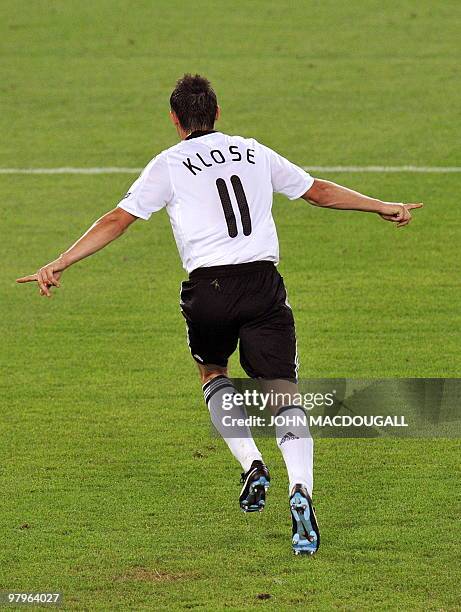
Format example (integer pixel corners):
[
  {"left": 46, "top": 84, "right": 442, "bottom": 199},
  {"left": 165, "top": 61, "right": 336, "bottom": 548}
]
[
  {"left": 259, "top": 378, "right": 314, "bottom": 497},
  {"left": 197, "top": 362, "right": 228, "bottom": 386},
  {"left": 180, "top": 274, "right": 269, "bottom": 512},
  {"left": 198, "top": 361, "right": 263, "bottom": 473},
  {"left": 238, "top": 269, "right": 319, "bottom": 552},
  {"left": 239, "top": 298, "right": 314, "bottom": 498},
  {"left": 198, "top": 362, "right": 270, "bottom": 512}
]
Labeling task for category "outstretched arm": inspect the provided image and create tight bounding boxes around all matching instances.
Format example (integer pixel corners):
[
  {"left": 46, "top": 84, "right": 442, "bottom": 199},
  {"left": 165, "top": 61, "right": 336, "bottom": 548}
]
[
  {"left": 16, "top": 207, "right": 138, "bottom": 297},
  {"left": 302, "top": 179, "right": 423, "bottom": 227}
]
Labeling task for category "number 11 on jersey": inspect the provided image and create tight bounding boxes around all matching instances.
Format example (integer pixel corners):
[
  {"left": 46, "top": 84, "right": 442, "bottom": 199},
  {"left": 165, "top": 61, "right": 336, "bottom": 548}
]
[{"left": 216, "top": 175, "right": 252, "bottom": 238}]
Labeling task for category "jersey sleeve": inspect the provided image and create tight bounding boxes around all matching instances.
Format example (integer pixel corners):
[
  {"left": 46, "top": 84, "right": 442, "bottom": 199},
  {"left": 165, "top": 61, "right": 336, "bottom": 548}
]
[
  {"left": 262, "top": 145, "right": 314, "bottom": 200},
  {"left": 117, "top": 153, "right": 173, "bottom": 220}
]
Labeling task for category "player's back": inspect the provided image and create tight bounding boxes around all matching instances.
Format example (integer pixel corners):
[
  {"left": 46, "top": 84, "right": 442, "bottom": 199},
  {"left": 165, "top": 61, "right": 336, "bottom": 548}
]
[
  {"left": 119, "top": 131, "right": 313, "bottom": 273},
  {"left": 165, "top": 132, "right": 276, "bottom": 271}
]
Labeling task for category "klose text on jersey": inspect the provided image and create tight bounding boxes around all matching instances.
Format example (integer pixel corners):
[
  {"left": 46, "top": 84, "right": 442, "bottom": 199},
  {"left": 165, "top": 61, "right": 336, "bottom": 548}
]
[{"left": 182, "top": 146, "right": 255, "bottom": 175}]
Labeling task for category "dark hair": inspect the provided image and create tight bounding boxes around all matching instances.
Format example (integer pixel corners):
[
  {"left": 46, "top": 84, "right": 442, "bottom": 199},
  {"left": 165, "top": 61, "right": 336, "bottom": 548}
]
[{"left": 170, "top": 73, "right": 218, "bottom": 131}]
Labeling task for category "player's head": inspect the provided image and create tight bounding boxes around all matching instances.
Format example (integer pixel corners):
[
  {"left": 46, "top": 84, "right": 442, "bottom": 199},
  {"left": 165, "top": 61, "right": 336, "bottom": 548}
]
[{"left": 169, "top": 73, "right": 220, "bottom": 138}]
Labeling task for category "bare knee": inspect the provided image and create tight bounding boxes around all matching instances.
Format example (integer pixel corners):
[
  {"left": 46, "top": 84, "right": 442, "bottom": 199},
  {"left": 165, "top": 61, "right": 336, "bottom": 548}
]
[{"left": 198, "top": 363, "right": 228, "bottom": 386}]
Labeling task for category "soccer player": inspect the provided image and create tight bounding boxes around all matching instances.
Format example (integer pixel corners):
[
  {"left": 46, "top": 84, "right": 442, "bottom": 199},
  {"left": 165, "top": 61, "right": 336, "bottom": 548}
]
[{"left": 17, "top": 74, "right": 422, "bottom": 555}]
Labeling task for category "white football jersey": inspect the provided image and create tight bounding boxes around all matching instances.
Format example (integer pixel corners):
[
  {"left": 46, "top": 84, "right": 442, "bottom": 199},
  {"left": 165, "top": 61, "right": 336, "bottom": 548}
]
[{"left": 118, "top": 131, "right": 313, "bottom": 273}]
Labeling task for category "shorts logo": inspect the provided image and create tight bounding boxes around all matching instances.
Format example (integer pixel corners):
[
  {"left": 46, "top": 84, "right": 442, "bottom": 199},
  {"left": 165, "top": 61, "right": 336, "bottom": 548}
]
[
  {"left": 193, "top": 354, "right": 204, "bottom": 363},
  {"left": 123, "top": 191, "right": 131, "bottom": 199}
]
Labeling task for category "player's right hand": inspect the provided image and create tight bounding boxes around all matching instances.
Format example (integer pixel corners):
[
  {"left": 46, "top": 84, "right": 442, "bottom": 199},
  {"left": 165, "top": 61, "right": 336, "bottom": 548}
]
[
  {"left": 16, "top": 257, "right": 67, "bottom": 297},
  {"left": 379, "top": 202, "right": 423, "bottom": 228}
]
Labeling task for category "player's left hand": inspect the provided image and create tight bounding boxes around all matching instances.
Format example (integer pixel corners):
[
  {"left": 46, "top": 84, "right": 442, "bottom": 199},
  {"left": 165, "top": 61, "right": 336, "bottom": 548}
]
[{"left": 379, "top": 202, "right": 423, "bottom": 228}]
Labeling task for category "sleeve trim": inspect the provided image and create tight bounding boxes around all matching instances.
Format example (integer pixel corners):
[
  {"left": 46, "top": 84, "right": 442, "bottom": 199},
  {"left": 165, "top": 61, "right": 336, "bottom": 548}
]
[
  {"left": 117, "top": 201, "right": 150, "bottom": 221},
  {"left": 287, "top": 175, "right": 315, "bottom": 200}
]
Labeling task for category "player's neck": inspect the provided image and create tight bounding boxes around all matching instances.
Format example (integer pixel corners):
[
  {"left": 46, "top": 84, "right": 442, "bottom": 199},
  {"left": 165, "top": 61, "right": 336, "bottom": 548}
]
[
  {"left": 178, "top": 126, "right": 190, "bottom": 141},
  {"left": 177, "top": 125, "right": 216, "bottom": 141}
]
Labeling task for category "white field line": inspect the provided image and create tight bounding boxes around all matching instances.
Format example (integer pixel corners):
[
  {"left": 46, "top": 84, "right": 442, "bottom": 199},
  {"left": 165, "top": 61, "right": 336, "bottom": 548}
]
[
  {"left": 0, "top": 165, "right": 460, "bottom": 175},
  {"left": 0, "top": 167, "right": 143, "bottom": 175},
  {"left": 307, "top": 166, "right": 461, "bottom": 173}
]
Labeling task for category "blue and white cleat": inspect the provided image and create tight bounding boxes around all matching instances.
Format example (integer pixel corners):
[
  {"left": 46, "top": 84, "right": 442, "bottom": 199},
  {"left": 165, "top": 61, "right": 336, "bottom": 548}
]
[
  {"left": 290, "top": 484, "right": 320, "bottom": 555},
  {"left": 239, "top": 460, "right": 270, "bottom": 512}
]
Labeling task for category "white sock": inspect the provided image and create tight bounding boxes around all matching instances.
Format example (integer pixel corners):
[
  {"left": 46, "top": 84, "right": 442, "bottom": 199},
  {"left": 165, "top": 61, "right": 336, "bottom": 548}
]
[
  {"left": 275, "top": 406, "right": 314, "bottom": 496},
  {"left": 203, "top": 376, "right": 263, "bottom": 472}
]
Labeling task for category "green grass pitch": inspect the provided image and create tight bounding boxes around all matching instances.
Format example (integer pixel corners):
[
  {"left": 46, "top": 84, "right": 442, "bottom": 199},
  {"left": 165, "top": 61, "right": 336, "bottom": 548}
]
[{"left": 1, "top": 1, "right": 460, "bottom": 609}]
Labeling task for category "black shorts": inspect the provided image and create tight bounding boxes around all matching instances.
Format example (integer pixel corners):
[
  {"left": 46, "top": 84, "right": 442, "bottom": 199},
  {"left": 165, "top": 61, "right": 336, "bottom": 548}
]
[{"left": 180, "top": 261, "right": 298, "bottom": 380}]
